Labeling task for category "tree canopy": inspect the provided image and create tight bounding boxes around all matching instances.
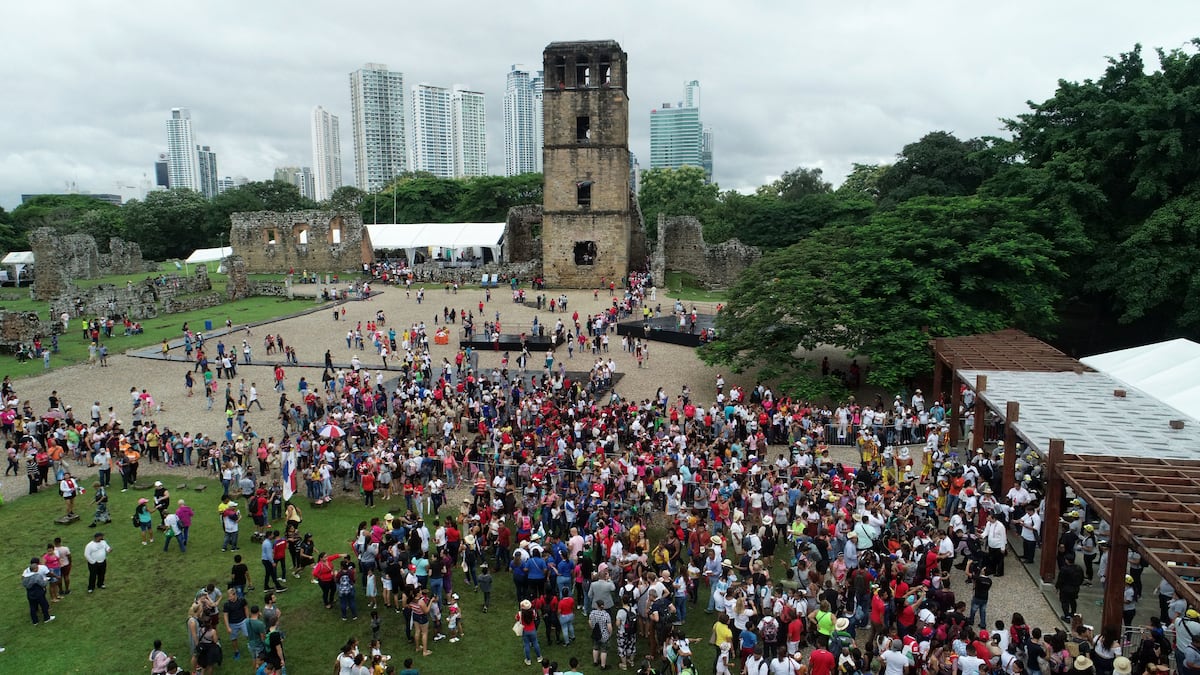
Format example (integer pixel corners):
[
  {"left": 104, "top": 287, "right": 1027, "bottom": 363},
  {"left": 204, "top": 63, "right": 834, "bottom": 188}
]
[{"left": 701, "top": 196, "right": 1064, "bottom": 391}]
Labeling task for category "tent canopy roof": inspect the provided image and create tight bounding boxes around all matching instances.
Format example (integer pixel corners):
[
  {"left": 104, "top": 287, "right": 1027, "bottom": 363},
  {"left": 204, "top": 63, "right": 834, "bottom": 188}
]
[
  {"left": 1081, "top": 338, "right": 1200, "bottom": 421},
  {"left": 364, "top": 223, "right": 504, "bottom": 252},
  {"left": 2, "top": 251, "right": 34, "bottom": 265},
  {"left": 185, "top": 247, "right": 233, "bottom": 264}
]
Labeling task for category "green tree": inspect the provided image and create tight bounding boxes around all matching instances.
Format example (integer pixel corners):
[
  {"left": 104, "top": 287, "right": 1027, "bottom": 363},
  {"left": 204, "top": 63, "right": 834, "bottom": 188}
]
[
  {"left": 708, "top": 192, "right": 872, "bottom": 249},
  {"left": 122, "top": 189, "right": 211, "bottom": 260},
  {"left": 453, "top": 174, "right": 543, "bottom": 222},
  {"left": 876, "top": 132, "right": 992, "bottom": 207},
  {"left": 9, "top": 194, "right": 126, "bottom": 250},
  {"left": 996, "top": 40, "right": 1200, "bottom": 328},
  {"left": 0, "top": 206, "right": 21, "bottom": 252},
  {"left": 637, "top": 166, "right": 720, "bottom": 240},
  {"left": 322, "top": 186, "right": 368, "bottom": 213},
  {"left": 836, "top": 163, "right": 890, "bottom": 199},
  {"left": 700, "top": 196, "right": 1063, "bottom": 390},
  {"left": 756, "top": 166, "right": 832, "bottom": 201}
]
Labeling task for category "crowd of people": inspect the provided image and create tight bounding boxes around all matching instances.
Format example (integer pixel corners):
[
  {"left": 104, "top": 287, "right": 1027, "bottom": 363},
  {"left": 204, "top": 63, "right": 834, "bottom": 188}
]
[{"left": 8, "top": 272, "right": 1200, "bottom": 675}]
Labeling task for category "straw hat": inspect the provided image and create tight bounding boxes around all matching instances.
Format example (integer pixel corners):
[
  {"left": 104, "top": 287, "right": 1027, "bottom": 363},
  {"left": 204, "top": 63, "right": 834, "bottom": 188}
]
[
  {"left": 1074, "top": 656, "right": 1094, "bottom": 671},
  {"left": 1113, "top": 657, "right": 1132, "bottom": 675},
  {"left": 520, "top": 599, "right": 532, "bottom": 610},
  {"left": 835, "top": 617, "right": 850, "bottom": 631}
]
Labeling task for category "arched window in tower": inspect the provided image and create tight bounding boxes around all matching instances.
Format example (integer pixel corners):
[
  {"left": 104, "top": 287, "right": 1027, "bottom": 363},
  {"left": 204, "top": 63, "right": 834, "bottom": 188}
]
[
  {"left": 554, "top": 56, "right": 566, "bottom": 88},
  {"left": 599, "top": 55, "right": 612, "bottom": 85}
]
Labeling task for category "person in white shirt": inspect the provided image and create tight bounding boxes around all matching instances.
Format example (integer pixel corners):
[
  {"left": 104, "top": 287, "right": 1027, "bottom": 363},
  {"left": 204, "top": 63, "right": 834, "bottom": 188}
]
[
  {"left": 84, "top": 531, "right": 112, "bottom": 591},
  {"left": 1018, "top": 505, "right": 1041, "bottom": 563},
  {"left": 983, "top": 512, "right": 1007, "bottom": 576}
]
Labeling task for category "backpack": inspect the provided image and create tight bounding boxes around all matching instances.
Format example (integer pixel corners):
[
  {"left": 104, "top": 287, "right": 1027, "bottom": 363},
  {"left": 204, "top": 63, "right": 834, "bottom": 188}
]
[
  {"left": 592, "top": 620, "right": 603, "bottom": 641},
  {"left": 337, "top": 571, "right": 354, "bottom": 596},
  {"left": 829, "top": 632, "right": 847, "bottom": 658},
  {"left": 760, "top": 617, "right": 779, "bottom": 644}
]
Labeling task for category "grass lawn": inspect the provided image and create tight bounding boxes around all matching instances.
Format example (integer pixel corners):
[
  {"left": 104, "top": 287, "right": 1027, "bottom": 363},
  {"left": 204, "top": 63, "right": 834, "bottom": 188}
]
[
  {"left": 2, "top": 296, "right": 315, "bottom": 379},
  {"left": 0, "top": 476, "right": 725, "bottom": 673},
  {"left": 663, "top": 271, "right": 728, "bottom": 304}
]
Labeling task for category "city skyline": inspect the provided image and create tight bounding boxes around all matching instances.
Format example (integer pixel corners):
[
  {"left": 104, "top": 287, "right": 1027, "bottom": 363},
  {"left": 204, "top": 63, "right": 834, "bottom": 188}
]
[
  {"left": 1, "top": 3, "right": 1195, "bottom": 208},
  {"left": 503, "top": 64, "right": 543, "bottom": 177},
  {"left": 349, "top": 63, "right": 407, "bottom": 192},
  {"left": 649, "top": 80, "right": 710, "bottom": 181}
]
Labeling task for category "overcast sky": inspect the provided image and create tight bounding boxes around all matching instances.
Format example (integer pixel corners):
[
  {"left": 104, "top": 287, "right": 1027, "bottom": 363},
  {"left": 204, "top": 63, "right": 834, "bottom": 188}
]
[{"left": 2, "top": 1, "right": 1197, "bottom": 209}]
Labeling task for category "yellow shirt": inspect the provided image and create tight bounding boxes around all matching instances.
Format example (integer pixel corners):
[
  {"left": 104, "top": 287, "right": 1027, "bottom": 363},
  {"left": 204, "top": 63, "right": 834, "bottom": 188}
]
[{"left": 713, "top": 620, "right": 733, "bottom": 647}]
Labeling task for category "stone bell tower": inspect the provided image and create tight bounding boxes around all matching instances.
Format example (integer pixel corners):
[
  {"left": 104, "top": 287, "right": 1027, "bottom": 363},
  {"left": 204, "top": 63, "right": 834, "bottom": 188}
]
[{"left": 540, "top": 40, "right": 635, "bottom": 288}]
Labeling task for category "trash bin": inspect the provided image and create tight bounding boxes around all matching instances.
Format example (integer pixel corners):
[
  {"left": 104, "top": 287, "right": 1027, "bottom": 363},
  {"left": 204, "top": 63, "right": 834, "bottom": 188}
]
[{"left": 204, "top": 320, "right": 213, "bottom": 331}]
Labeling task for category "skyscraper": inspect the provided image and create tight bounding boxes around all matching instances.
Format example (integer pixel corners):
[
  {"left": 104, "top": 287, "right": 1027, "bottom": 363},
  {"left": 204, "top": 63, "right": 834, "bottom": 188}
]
[
  {"left": 154, "top": 153, "right": 170, "bottom": 189},
  {"left": 504, "top": 65, "right": 543, "bottom": 176},
  {"left": 649, "top": 81, "right": 710, "bottom": 181},
  {"left": 350, "top": 63, "right": 407, "bottom": 192},
  {"left": 274, "top": 167, "right": 315, "bottom": 200},
  {"left": 408, "top": 83, "right": 454, "bottom": 178},
  {"left": 451, "top": 86, "right": 487, "bottom": 178},
  {"left": 166, "top": 108, "right": 200, "bottom": 192},
  {"left": 197, "top": 145, "right": 218, "bottom": 199},
  {"left": 310, "top": 105, "right": 342, "bottom": 202}
]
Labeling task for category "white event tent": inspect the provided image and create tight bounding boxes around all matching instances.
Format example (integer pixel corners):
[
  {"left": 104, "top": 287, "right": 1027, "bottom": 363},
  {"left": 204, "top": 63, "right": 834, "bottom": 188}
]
[
  {"left": 364, "top": 223, "right": 504, "bottom": 264},
  {"left": 183, "top": 246, "right": 233, "bottom": 273},
  {"left": 0, "top": 251, "right": 34, "bottom": 285},
  {"left": 1080, "top": 338, "right": 1200, "bottom": 421}
]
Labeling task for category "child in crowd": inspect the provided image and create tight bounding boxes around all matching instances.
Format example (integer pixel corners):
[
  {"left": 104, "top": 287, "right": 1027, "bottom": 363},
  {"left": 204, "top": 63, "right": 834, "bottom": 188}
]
[
  {"left": 477, "top": 563, "right": 493, "bottom": 613},
  {"left": 447, "top": 594, "right": 464, "bottom": 643}
]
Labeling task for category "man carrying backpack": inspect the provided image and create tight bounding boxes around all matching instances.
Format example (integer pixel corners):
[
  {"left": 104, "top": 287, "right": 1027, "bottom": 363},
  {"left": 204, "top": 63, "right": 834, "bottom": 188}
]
[{"left": 336, "top": 562, "right": 358, "bottom": 621}]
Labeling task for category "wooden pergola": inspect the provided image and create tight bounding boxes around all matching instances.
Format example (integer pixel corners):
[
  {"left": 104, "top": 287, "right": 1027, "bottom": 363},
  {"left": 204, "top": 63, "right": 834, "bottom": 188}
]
[{"left": 1042, "top": 449, "right": 1200, "bottom": 628}]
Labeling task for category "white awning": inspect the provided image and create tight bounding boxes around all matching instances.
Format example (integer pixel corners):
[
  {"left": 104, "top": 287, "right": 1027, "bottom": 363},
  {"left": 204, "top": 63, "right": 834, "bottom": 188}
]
[
  {"left": 185, "top": 247, "right": 233, "bottom": 265},
  {"left": 1081, "top": 338, "right": 1200, "bottom": 421},
  {"left": 2, "top": 251, "right": 34, "bottom": 265},
  {"left": 364, "top": 223, "right": 505, "bottom": 262}
]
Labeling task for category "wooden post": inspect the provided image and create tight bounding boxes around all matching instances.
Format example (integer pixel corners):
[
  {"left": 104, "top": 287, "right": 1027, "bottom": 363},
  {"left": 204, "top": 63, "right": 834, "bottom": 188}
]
[
  {"left": 932, "top": 339, "right": 944, "bottom": 408},
  {"left": 950, "top": 358, "right": 961, "bottom": 446},
  {"left": 1101, "top": 494, "right": 1134, "bottom": 632},
  {"left": 1002, "top": 402, "right": 1019, "bottom": 495},
  {"left": 971, "top": 375, "right": 987, "bottom": 453},
  {"left": 1040, "top": 439, "right": 1065, "bottom": 583}
]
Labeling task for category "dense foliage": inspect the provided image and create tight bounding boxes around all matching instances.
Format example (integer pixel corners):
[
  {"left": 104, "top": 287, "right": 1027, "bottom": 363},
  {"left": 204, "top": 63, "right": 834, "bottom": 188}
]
[{"left": 698, "top": 39, "right": 1200, "bottom": 392}]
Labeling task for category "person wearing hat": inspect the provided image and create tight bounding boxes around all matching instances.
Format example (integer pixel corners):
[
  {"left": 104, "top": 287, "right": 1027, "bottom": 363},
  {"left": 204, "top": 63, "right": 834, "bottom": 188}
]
[
  {"left": 883, "top": 638, "right": 914, "bottom": 675},
  {"left": 135, "top": 497, "right": 155, "bottom": 545},
  {"left": 1123, "top": 575, "right": 1139, "bottom": 627},
  {"left": 1078, "top": 524, "right": 1098, "bottom": 585},
  {"left": 153, "top": 480, "right": 171, "bottom": 524},
  {"left": 1174, "top": 609, "right": 1200, "bottom": 671},
  {"left": 1071, "top": 655, "right": 1095, "bottom": 675}
]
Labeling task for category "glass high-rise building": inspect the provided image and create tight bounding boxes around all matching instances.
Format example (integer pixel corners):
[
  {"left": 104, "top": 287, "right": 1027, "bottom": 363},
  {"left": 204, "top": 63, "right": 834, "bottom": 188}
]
[
  {"left": 649, "top": 80, "right": 711, "bottom": 181},
  {"left": 197, "top": 145, "right": 218, "bottom": 199},
  {"left": 274, "top": 167, "right": 316, "bottom": 201},
  {"left": 504, "top": 64, "right": 543, "bottom": 176},
  {"left": 408, "top": 83, "right": 455, "bottom": 178},
  {"left": 451, "top": 86, "right": 487, "bottom": 178},
  {"left": 350, "top": 63, "right": 407, "bottom": 192},
  {"left": 310, "top": 105, "right": 342, "bottom": 202},
  {"left": 166, "top": 108, "right": 201, "bottom": 192}
]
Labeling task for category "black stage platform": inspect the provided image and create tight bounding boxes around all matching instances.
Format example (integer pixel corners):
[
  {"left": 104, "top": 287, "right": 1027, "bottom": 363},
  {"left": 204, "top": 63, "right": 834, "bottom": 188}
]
[
  {"left": 459, "top": 333, "right": 562, "bottom": 351},
  {"left": 615, "top": 314, "right": 718, "bottom": 347}
]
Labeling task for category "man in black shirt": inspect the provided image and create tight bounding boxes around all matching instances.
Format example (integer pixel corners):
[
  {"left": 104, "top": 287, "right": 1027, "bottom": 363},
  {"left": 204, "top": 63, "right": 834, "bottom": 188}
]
[
  {"left": 223, "top": 587, "right": 250, "bottom": 661},
  {"left": 231, "top": 554, "right": 252, "bottom": 597},
  {"left": 968, "top": 566, "right": 992, "bottom": 630}
]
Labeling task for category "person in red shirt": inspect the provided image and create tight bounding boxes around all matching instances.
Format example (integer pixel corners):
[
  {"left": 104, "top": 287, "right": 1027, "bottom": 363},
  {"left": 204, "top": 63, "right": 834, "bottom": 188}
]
[
  {"left": 361, "top": 471, "right": 376, "bottom": 507},
  {"left": 809, "top": 642, "right": 837, "bottom": 675},
  {"left": 312, "top": 552, "right": 344, "bottom": 608},
  {"left": 558, "top": 594, "right": 576, "bottom": 645}
]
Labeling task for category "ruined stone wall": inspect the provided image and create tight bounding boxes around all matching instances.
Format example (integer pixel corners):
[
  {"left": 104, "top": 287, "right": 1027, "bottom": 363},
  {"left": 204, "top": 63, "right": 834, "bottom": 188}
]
[
  {"left": 226, "top": 256, "right": 250, "bottom": 301},
  {"left": 0, "top": 311, "right": 57, "bottom": 349},
  {"left": 30, "top": 228, "right": 68, "bottom": 300},
  {"left": 400, "top": 260, "right": 543, "bottom": 284},
  {"left": 101, "top": 238, "right": 147, "bottom": 275},
  {"left": 230, "top": 210, "right": 369, "bottom": 274},
  {"left": 48, "top": 269, "right": 213, "bottom": 321},
  {"left": 504, "top": 205, "right": 543, "bottom": 263},
  {"left": 651, "top": 214, "right": 761, "bottom": 289}
]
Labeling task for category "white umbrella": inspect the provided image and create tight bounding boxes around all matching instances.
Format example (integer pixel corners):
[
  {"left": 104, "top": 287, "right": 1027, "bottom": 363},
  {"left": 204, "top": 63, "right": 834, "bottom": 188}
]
[{"left": 319, "top": 423, "right": 344, "bottom": 439}]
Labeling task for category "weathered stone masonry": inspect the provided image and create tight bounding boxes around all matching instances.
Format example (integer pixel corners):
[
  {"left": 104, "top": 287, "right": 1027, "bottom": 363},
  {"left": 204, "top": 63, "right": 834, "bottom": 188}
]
[{"left": 229, "top": 210, "right": 372, "bottom": 274}]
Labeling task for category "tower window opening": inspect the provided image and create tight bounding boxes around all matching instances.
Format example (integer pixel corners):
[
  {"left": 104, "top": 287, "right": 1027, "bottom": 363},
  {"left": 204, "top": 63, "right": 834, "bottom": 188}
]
[
  {"left": 574, "top": 241, "right": 597, "bottom": 265},
  {"left": 576, "top": 181, "right": 593, "bottom": 207},
  {"left": 576, "top": 116, "right": 591, "bottom": 143},
  {"left": 576, "top": 56, "right": 590, "bottom": 87}
]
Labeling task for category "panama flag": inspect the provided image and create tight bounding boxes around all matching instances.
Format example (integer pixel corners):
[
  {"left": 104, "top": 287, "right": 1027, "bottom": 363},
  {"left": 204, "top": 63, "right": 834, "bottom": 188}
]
[{"left": 282, "top": 449, "right": 298, "bottom": 502}]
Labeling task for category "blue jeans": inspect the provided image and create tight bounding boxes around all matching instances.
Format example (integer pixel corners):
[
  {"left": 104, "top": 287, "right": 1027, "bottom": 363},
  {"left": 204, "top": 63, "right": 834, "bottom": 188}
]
[
  {"left": 559, "top": 613, "right": 575, "bottom": 643},
  {"left": 675, "top": 596, "right": 687, "bottom": 623},
  {"left": 522, "top": 630, "right": 542, "bottom": 661},
  {"left": 223, "top": 530, "right": 239, "bottom": 550},
  {"left": 164, "top": 533, "right": 185, "bottom": 552},
  {"left": 340, "top": 592, "right": 358, "bottom": 619},
  {"left": 430, "top": 577, "right": 444, "bottom": 604},
  {"left": 557, "top": 576, "right": 572, "bottom": 598},
  {"left": 969, "top": 598, "right": 988, "bottom": 628}
]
